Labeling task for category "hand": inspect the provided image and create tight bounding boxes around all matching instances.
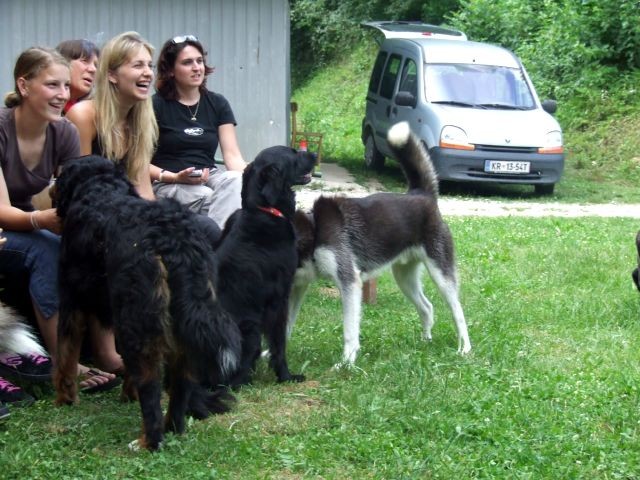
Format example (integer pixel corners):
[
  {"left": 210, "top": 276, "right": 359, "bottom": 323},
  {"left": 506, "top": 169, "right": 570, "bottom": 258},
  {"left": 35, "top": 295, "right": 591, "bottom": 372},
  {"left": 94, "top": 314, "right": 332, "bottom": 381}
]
[
  {"left": 37, "top": 208, "right": 62, "bottom": 235},
  {"left": 173, "top": 167, "right": 210, "bottom": 185}
]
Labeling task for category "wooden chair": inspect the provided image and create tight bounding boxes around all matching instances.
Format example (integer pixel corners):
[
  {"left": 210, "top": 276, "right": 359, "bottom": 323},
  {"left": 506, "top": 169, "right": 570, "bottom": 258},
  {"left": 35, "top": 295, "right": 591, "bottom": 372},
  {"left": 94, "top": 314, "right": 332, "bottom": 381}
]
[{"left": 290, "top": 102, "right": 323, "bottom": 174}]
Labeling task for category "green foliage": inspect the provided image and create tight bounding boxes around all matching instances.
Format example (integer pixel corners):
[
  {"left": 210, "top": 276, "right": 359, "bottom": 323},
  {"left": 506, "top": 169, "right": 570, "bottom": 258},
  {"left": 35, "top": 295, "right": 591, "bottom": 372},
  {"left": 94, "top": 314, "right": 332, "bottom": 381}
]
[
  {"left": 448, "top": 0, "right": 640, "bottom": 102},
  {"left": 292, "top": 35, "right": 640, "bottom": 203},
  {"left": 290, "top": 0, "right": 461, "bottom": 85},
  {"left": 291, "top": 0, "right": 640, "bottom": 203},
  {"left": 2, "top": 217, "right": 640, "bottom": 477}
]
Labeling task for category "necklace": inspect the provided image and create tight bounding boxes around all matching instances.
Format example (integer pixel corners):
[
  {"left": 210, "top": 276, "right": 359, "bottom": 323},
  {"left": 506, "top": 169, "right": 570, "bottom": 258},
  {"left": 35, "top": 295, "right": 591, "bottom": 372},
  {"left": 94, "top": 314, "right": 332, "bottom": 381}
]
[{"left": 186, "top": 99, "right": 200, "bottom": 121}]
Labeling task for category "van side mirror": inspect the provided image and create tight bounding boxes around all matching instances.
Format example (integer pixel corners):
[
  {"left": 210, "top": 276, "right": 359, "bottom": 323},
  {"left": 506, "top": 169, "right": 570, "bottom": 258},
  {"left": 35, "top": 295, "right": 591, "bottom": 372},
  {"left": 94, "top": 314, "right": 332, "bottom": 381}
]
[
  {"left": 541, "top": 99, "right": 557, "bottom": 115},
  {"left": 395, "top": 91, "right": 417, "bottom": 108}
]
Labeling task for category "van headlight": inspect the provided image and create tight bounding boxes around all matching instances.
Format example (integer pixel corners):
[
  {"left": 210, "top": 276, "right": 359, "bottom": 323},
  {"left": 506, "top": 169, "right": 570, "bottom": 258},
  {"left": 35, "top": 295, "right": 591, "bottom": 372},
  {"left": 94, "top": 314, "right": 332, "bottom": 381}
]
[
  {"left": 538, "top": 130, "right": 564, "bottom": 154},
  {"left": 439, "top": 126, "right": 475, "bottom": 151}
]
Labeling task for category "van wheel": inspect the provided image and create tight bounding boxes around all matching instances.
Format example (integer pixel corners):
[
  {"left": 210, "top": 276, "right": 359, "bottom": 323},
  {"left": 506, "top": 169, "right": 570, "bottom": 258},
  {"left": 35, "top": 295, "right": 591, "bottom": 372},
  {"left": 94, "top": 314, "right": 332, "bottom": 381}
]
[
  {"left": 535, "top": 183, "right": 555, "bottom": 195},
  {"left": 364, "top": 134, "right": 385, "bottom": 170}
]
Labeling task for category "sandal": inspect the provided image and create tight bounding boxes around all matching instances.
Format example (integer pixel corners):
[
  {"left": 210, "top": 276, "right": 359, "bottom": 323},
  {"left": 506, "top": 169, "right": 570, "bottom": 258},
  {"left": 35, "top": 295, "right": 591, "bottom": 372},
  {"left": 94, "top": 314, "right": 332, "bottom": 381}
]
[{"left": 79, "top": 368, "right": 122, "bottom": 394}]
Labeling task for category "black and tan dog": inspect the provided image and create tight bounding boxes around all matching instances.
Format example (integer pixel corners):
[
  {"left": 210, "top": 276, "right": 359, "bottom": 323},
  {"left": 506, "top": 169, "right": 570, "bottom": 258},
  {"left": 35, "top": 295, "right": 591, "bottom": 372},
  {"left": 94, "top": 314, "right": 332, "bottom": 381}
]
[
  {"left": 290, "top": 122, "right": 471, "bottom": 366},
  {"left": 216, "top": 146, "right": 316, "bottom": 386},
  {"left": 53, "top": 156, "right": 241, "bottom": 451}
]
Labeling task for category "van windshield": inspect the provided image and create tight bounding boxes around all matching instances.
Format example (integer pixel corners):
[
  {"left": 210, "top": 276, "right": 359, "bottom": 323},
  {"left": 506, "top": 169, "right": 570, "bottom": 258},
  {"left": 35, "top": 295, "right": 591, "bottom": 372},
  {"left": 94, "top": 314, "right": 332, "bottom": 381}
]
[{"left": 425, "top": 64, "right": 536, "bottom": 109}]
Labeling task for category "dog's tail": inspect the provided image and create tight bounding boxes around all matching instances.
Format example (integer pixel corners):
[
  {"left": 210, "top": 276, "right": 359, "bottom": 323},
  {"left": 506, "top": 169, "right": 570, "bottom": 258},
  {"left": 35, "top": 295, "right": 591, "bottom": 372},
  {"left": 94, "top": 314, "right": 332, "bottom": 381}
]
[
  {"left": 633, "top": 230, "right": 640, "bottom": 292},
  {"left": 187, "top": 384, "right": 236, "bottom": 418},
  {"left": 175, "top": 297, "right": 242, "bottom": 386},
  {"left": 387, "top": 121, "right": 439, "bottom": 198},
  {"left": 0, "top": 303, "right": 46, "bottom": 355}
]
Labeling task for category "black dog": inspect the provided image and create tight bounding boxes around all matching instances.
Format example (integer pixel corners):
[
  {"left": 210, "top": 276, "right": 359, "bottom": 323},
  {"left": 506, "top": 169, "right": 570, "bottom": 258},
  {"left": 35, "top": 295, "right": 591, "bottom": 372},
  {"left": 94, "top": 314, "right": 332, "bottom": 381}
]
[
  {"left": 53, "top": 156, "right": 241, "bottom": 451},
  {"left": 633, "top": 231, "right": 640, "bottom": 291},
  {"left": 215, "top": 146, "right": 316, "bottom": 386}
]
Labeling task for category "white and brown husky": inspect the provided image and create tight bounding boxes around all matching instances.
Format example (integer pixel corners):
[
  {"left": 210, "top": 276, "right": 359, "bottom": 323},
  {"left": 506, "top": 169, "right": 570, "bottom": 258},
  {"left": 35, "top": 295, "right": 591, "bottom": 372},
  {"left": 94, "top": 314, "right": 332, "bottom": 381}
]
[{"left": 290, "top": 121, "right": 471, "bottom": 366}]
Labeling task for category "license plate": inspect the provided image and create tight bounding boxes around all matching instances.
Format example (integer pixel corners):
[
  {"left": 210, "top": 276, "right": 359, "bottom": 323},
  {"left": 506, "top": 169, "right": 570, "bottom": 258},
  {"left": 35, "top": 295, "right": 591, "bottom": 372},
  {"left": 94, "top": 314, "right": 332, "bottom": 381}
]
[{"left": 484, "top": 160, "right": 530, "bottom": 174}]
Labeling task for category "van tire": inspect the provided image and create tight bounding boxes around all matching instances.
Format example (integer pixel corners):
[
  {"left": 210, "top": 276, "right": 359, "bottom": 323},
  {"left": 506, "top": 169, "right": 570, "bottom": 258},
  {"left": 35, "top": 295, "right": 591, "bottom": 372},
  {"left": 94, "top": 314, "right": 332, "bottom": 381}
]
[
  {"left": 535, "top": 183, "right": 555, "bottom": 195},
  {"left": 364, "top": 134, "right": 385, "bottom": 170}
]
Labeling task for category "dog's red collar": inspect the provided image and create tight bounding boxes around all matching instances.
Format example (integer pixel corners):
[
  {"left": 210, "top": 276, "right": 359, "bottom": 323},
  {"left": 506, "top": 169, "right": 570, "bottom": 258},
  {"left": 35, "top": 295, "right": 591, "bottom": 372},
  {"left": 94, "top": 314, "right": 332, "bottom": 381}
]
[{"left": 257, "top": 206, "right": 285, "bottom": 218}]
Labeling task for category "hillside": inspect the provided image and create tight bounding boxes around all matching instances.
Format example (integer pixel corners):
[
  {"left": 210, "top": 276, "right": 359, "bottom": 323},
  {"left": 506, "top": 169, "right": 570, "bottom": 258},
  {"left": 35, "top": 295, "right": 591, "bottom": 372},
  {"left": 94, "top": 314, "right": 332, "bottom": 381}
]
[{"left": 291, "top": 41, "right": 640, "bottom": 204}]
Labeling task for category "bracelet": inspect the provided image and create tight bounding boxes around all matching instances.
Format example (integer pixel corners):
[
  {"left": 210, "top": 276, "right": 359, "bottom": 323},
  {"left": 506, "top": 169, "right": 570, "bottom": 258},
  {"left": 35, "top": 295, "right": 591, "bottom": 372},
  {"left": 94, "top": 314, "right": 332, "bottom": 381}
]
[
  {"left": 30, "top": 211, "right": 41, "bottom": 231},
  {"left": 159, "top": 169, "right": 166, "bottom": 183}
]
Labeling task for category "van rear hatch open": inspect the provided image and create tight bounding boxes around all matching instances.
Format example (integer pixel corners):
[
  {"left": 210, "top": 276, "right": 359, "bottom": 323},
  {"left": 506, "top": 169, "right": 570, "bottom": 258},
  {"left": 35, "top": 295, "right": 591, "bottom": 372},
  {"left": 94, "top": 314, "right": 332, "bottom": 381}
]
[{"left": 362, "top": 21, "right": 467, "bottom": 41}]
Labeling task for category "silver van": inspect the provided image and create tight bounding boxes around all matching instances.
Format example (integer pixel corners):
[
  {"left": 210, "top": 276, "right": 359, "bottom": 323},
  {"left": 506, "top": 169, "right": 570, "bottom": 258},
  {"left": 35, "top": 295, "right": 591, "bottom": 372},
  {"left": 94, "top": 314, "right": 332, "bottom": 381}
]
[{"left": 361, "top": 21, "right": 564, "bottom": 194}]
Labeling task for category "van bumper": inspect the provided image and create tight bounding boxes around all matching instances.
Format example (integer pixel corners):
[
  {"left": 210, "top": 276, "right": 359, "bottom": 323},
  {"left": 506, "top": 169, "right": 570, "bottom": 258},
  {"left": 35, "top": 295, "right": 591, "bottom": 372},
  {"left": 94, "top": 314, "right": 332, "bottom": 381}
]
[{"left": 429, "top": 147, "right": 564, "bottom": 185}]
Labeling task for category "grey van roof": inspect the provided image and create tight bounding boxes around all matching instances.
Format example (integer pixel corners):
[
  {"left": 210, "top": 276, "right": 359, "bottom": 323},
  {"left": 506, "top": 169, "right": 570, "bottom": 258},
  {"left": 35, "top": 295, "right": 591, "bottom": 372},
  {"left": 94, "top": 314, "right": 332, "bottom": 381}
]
[
  {"left": 399, "top": 38, "right": 521, "bottom": 68},
  {"left": 362, "top": 21, "right": 467, "bottom": 40}
]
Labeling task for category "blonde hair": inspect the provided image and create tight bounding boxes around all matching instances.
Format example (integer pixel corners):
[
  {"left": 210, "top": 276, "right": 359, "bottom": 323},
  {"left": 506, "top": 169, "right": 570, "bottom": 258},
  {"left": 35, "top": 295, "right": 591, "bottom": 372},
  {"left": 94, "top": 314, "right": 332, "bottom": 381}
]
[
  {"left": 4, "top": 47, "right": 69, "bottom": 108},
  {"left": 93, "top": 31, "right": 158, "bottom": 181}
]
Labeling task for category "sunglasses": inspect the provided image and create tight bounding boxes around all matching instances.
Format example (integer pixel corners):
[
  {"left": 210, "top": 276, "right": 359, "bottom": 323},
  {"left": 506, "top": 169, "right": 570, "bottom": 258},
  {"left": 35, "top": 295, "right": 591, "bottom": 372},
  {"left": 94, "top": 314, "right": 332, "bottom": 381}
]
[{"left": 171, "top": 35, "right": 198, "bottom": 44}]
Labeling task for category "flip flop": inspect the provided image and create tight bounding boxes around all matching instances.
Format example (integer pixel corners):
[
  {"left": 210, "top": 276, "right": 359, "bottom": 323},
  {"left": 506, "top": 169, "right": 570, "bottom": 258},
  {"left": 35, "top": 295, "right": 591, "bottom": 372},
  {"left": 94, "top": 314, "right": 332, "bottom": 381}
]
[{"left": 79, "top": 368, "right": 122, "bottom": 394}]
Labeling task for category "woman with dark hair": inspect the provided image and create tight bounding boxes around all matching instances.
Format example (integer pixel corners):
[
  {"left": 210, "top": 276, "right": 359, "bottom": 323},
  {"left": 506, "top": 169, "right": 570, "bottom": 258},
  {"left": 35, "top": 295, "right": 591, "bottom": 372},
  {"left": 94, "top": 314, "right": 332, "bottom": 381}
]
[
  {"left": 55, "top": 39, "right": 99, "bottom": 114},
  {"left": 150, "top": 35, "right": 246, "bottom": 228}
]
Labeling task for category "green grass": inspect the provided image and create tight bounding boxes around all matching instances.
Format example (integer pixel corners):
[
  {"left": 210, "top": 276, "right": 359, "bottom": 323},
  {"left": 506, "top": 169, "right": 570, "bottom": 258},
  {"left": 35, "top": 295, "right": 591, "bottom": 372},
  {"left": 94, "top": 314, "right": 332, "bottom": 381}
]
[
  {"left": 2, "top": 216, "right": 640, "bottom": 478},
  {"left": 293, "top": 42, "right": 640, "bottom": 204}
]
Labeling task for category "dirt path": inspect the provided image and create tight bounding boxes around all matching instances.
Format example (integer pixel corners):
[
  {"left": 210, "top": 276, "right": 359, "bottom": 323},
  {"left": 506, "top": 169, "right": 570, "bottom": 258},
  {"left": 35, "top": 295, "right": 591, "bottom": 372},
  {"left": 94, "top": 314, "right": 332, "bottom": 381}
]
[{"left": 297, "top": 163, "right": 640, "bottom": 218}]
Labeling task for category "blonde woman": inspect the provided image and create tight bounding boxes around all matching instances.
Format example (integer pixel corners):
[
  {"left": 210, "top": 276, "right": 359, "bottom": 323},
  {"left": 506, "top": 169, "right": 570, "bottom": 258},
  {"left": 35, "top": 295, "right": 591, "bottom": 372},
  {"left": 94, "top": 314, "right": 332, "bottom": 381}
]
[
  {"left": 67, "top": 31, "right": 158, "bottom": 200},
  {"left": 66, "top": 32, "right": 159, "bottom": 378},
  {"left": 0, "top": 47, "right": 119, "bottom": 399}
]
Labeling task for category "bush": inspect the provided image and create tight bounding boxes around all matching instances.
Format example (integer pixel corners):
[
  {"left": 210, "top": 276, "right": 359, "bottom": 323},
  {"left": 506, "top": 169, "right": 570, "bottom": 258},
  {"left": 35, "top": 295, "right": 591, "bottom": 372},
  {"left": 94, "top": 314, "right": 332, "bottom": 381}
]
[{"left": 448, "top": 0, "right": 640, "bottom": 102}]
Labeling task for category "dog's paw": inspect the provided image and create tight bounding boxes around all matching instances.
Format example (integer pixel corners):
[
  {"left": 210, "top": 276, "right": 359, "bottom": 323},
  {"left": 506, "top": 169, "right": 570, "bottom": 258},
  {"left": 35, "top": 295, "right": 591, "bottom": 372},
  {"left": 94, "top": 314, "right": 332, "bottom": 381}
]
[
  {"left": 341, "top": 346, "right": 360, "bottom": 365},
  {"left": 128, "top": 437, "right": 164, "bottom": 452},
  {"left": 458, "top": 342, "right": 472, "bottom": 355},
  {"left": 276, "top": 371, "right": 306, "bottom": 383},
  {"left": 277, "top": 373, "right": 305, "bottom": 383},
  {"left": 331, "top": 360, "right": 354, "bottom": 371},
  {"left": 128, "top": 439, "right": 141, "bottom": 452},
  {"left": 54, "top": 392, "right": 79, "bottom": 406}
]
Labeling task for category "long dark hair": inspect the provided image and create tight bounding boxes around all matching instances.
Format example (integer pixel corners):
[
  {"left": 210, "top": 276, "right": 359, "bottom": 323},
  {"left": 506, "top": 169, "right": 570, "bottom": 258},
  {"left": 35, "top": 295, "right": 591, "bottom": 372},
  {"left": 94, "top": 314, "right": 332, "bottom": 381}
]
[{"left": 155, "top": 37, "right": 215, "bottom": 100}]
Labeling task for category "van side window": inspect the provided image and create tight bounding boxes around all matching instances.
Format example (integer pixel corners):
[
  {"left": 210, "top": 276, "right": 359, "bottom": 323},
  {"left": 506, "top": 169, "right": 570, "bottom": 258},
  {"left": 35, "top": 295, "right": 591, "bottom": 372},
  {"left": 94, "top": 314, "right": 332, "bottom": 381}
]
[
  {"left": 379, "top": 54, "right": 402, "bottom": 100},
  {"left": 398, "top": 58, "right": 418, "bottom": 97},
  {"left": 368, "top": 51, "right": 388, "bottom": 94}
]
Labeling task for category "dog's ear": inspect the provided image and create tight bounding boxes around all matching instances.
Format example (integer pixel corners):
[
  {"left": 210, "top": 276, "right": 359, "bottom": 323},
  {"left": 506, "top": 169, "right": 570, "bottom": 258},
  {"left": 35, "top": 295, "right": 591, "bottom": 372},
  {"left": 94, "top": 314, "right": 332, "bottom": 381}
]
[
  {"left": 258, "top": 163, "right": 285, "bottom": 206},
  {"left": 241, "top": 162, "right": 254, "bottom": 205}
]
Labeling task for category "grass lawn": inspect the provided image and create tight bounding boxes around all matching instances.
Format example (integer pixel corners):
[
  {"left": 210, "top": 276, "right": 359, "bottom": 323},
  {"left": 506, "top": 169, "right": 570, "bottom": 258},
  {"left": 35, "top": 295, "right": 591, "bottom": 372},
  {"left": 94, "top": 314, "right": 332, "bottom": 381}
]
[{"left": 1, "top": 216, "right": 639, "bottom": 478}]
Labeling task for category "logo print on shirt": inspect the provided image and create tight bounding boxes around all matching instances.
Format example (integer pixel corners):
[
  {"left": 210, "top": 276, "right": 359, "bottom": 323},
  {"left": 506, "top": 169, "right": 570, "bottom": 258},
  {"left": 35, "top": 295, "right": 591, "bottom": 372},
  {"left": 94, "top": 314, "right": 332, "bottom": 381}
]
[{"left": 184, "top": 127, "right": 204, "bottom": 136}]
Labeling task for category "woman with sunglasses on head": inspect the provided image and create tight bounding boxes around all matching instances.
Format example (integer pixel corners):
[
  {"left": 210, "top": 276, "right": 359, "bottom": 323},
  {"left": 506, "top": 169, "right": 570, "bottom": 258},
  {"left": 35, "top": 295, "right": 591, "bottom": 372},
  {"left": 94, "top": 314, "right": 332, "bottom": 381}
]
[
  {"left": 150, "top": 35, "right": 246, "bottom": 229},
  {"left": 56, "top": 39, "right": 99, "bottom": 115},
  {"left": 0, "top": 47, "right": 120, "bottom": 402}
]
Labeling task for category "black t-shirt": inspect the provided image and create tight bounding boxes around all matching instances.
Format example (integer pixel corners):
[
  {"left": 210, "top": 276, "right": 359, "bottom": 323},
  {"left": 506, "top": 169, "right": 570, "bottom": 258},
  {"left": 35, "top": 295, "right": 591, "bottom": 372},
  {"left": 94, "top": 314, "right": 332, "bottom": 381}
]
[{"left": 151, "top": 91, "right": 237, "bottom": 172}]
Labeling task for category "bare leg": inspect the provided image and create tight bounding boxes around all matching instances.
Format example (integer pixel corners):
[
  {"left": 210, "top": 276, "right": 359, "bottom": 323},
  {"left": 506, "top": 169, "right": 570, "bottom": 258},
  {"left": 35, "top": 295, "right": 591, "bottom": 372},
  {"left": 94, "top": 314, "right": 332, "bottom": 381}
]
[
  {"left": 87, "top": 316, "right": 124, "bottom": 374},
  {"left": 33, "top": 304, "right": 116, "bottom": 390}
]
